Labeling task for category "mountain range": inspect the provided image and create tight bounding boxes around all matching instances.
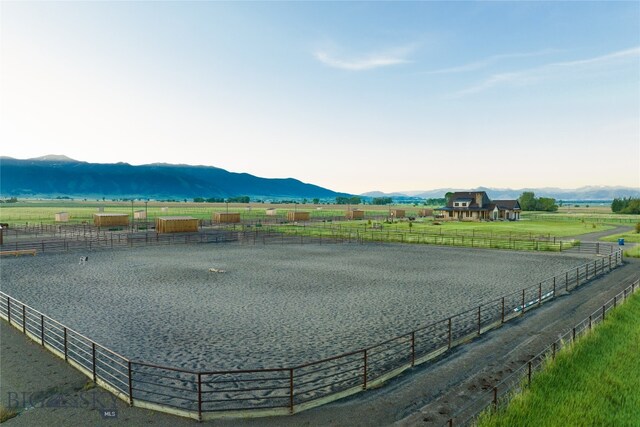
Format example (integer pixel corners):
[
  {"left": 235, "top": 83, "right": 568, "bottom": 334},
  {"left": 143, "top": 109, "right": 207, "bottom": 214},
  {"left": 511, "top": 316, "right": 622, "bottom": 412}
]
[
  {"left": 0, "top": 155, "right": 350, "bottom": 200},
  {"left": 2, "top": 155, "right": 638, "bottom": 201},
  {"left": 362, "top": 186, "right": 640, "bottom": 201}
]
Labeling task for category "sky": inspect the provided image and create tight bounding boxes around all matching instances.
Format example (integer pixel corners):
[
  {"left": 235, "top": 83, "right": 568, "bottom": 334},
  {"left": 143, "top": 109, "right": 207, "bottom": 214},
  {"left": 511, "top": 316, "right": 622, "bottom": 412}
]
[{"left": 1, "top": 1, "right": 639, "bottom": 195}]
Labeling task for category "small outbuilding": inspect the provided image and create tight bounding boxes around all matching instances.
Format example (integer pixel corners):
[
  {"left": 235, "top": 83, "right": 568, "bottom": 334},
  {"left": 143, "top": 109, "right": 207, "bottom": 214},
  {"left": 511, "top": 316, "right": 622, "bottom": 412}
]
[
  {"left": 155, "top": 216, "right": 199, "bottom": 233},
  {"left": 133, "top": 210, "right": 147, "bottom": 219},
  {"left": 346, "top": 210, "right": 365, "bottom": 220},
  {"left": 390, "top": 209, "right": 405, "bottom": 219},
  {"left": 287, "top": 211, "right": 310, "bottom": 221},
  {"left": 418, "top": 209, "right": 433, "bottom": 217},
  {"left": 213, "top": 212, "right": 241, "bottom": 223},
  {"left": 265, "top": 208, "right": 277, "bottom": 216},
  {"left": 93, "top": 213, "right": 129, "bottom": 227},
  {"left": 55, "top": 212, "right": 70, "bottom": 222}
]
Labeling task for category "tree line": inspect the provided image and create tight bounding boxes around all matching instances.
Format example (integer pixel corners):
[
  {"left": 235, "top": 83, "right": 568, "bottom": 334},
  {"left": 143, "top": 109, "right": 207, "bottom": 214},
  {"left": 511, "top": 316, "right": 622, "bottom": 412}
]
[
  {"left": 611, "top": 197, "right": 640, "bottom": 214},
  {"left": 518, "top": 192, "right": 558, "bottom": 212}
]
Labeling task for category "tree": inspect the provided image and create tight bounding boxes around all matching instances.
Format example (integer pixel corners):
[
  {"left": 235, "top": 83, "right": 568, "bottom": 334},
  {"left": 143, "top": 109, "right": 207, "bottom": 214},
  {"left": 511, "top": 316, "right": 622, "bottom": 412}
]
[
  {"left": 372, "top": 197, "right": 392, "bottom": 205},
  {"left": 518, "top": 192, "right": 557, "bottom": 212},
  {"left": 312, "top": 198, "right": 320, "bottom": 204},
  {"left": 518, "top": 192, "right": 536, "bottom": 211},
  {"left": 612, "top": 197, "right": 640, "bottom": 214}
]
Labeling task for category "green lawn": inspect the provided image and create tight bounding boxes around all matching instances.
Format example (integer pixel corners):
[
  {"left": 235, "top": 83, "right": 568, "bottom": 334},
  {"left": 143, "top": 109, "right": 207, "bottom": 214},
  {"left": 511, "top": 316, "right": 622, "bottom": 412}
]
[
  {"left": 477, "top": 292, "right": 640, "bottom": 427},
  {"left": 623, "top": 246, "right": 640, "bottom": 258},
  {"left": 600, "top": 231, "right": 640, "bottom": 244},
  {"left": 315, "top": 218, "right": 614, "bottom": 238},
  {"left": 0, "top": 201, "right": 622, "bottom": 239}
]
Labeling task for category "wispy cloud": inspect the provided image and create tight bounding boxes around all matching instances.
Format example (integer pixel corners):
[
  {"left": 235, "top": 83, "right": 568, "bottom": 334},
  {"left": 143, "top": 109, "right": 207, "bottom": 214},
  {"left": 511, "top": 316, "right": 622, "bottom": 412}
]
[
  {"left": 452, "top": 46, "right": 640, "bottom": 97},
  {"left": 426, "top": 49, "right": 561, "bottom": 75},
  {"left": 314, "top": 45, "right": 414, "bottom": 71}
]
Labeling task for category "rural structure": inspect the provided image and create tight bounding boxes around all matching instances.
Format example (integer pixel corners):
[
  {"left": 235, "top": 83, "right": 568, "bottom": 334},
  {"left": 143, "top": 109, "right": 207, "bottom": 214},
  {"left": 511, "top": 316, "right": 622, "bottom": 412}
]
[
  {"left": 93, "top": 213, "right": 129, "bottom": 227},
  {"left": 213, "top": 212, "right": 241, "bottom": 223},
  {"left": 436, "top": 191, "right": 521, "bottom": 221},
  {"left": 155, "top": 216, "right": 199, "bottom": 233}
]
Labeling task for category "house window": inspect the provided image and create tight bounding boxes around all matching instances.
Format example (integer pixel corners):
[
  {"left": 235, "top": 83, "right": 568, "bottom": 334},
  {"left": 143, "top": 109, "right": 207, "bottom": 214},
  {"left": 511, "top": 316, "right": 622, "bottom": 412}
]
[{"left": 454, "top": 202, "right": 459, "bottom": 207}]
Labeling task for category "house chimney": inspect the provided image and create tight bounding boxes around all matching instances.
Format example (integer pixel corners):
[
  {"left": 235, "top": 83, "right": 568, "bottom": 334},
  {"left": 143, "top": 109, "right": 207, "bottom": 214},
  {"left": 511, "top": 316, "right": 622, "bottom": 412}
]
[{"left": 475, "top": 193, "right": 483, "bottom": 208}]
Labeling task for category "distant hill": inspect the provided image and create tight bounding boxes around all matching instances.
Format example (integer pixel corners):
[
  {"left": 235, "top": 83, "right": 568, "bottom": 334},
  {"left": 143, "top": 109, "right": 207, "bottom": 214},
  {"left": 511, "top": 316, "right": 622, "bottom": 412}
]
[
  {"left": 0, "top": 156, "right": 350, "bottom": 200},
  {"left": 363, "top": 186, "right": 640, "bottom": 201}
]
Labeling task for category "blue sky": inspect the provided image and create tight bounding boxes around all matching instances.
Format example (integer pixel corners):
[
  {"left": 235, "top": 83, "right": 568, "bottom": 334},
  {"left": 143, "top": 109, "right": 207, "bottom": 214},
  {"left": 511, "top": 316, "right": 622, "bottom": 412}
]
[{"left": 1, "top": 2, "right": 638, "bottom": 194}]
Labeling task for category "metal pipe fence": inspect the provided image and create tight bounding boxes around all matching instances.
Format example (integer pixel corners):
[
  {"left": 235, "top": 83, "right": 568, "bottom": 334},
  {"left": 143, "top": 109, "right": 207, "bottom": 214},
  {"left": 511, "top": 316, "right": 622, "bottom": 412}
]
[
  {"left": 447, "top": 277, "right": 640, "bottom": 426},
  {"left": 0, "top": 249, "right": 624, "bottom": 420}
]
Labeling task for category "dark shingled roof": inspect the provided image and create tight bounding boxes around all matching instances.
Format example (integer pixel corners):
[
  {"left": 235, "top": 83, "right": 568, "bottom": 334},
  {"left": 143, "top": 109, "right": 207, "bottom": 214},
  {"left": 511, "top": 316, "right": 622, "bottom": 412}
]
[
  {"left": 492, "top": 200, "right": 521, "bottom": 210},
  {"left": 436, "top": 192, "right": 520, "bottom": 212}
]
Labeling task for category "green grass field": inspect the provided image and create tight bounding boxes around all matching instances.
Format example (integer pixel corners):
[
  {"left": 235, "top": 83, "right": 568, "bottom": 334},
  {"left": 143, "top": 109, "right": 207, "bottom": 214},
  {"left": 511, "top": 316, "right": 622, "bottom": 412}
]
[
  {"left": 477, "top": 292, "right": 640, "bottom": 426},
  {"left": 0, "top": 201, "right": 632, "bottom": 241}
]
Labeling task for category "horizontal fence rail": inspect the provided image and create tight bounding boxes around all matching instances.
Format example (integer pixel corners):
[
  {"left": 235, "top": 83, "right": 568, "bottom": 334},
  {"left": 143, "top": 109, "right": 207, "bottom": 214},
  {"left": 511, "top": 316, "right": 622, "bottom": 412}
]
[
  {"left": 446, "top": 278, "right": 640, "bottom": 426},
  {"left": 3, "top": 222, "right": 619, "bottom": 256},
  {"left": 0, "top": 248, "right": 624, "bottom": 420}
]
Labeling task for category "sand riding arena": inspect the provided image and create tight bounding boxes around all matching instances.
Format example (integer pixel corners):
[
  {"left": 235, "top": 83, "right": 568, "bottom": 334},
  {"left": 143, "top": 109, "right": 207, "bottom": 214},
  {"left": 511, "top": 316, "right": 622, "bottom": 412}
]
[{"left": 0, "top": 242, "right": 621, "bottom": 420}]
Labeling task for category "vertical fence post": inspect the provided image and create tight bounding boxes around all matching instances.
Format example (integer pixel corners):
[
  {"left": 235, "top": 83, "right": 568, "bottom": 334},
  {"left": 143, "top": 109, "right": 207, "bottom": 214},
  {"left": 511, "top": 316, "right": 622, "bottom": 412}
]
[
  {"left": 128, "top": 361, "right": 134, "bottom": 405},
  {"left": 92, "top": 343, "right": 97, "bottom": 382},
  {"left": 553, "top": 277, "right": 556, "bottom": 297},
  {"left": 22, "top": 304, "right": 26, "bottom": 333},
  {"left": 552, "top": 342, "right": 556, "bottom": 360},
  {"left": 576, "top": 267, "right": 579, "bottom": 287},
  {"left": 501, "top": 297, "right": 505, "bottom": 324},
  {"left": 589, "top": 315, "right": 592, "bottom": 330},
  {"left": 614, "top": 295, "right": 617, "bottom": 308},
  {"left": 528, "top": 361, "right": 532, "bottom": 386},
  {"left": 363, "top": 349, "right": 368, "bottom": 389},
  {"left": 7, "top": 298, "right": 11, "bottom": 325},
  {"left": 538, "top": 284, "right": 542, "bottom": 306},
  {"left": 565, "top": 271, "right": 569, "bottom": 292},
  {"left": 521, "top": 289, "right": 525, "bottom": 316},
  {"left": 602, "top": 305, "right": 606, "bottom": 321},
  {"left": 63, "top": 327, "right": 68, "bottom": 361},
  {"left": 448, "top": 318, "right": 452, "bottom": 349},
  {"left": 40, "top": 314, "right": 45, "bottom": 346},
  {"left": 198, "top": 373, "right": 202, "bottom": 421},
  {"left": 573, "top": 327, "right": 576, "bottom": 341},
  {"left": 493, "top": 387, "right": 498, "bottom": 410},
  {"left": 411, "top": 331, "right": 416, "bottom": 367},
  {"left": 289, "top": 368, "right": 295, "bottom": 413}
]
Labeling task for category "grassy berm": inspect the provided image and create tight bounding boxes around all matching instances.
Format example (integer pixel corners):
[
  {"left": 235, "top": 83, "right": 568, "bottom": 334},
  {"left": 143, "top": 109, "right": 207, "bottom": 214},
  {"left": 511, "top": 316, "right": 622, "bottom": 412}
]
[{"left": 478, "top": 292, "right": 640, "bottom": 426}]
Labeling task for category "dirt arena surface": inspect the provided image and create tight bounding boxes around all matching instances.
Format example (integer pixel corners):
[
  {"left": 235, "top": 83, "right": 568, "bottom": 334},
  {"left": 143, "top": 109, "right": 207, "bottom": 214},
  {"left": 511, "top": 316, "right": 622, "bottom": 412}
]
[{"left": 0, "top": 243, "right": 594, "bottom": 370}]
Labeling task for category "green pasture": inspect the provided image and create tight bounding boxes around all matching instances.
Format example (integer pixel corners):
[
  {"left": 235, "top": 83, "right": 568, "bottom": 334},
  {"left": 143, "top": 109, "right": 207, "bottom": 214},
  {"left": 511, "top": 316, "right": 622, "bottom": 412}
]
[
  {"left": 599, "top": 231, "right": 640, "bottom": 244},
  {"left": 264, "top": 224, "right": 573, "bottom": 251},
  {"left": 477, "top": 292, "right": 640, "bottom": 426},
  {"left": 0, "top": 201, "right": 632, "bottom": 242},
  {"left": 307, "top": 217, "right": 614, "bottom": 238}
]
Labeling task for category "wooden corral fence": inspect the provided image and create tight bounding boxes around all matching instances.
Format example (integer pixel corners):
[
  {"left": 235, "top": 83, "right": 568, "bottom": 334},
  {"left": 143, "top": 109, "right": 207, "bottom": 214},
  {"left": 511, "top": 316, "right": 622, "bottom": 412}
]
[{"left": 0, "top": 250, "right": 626, "bottom": 421}]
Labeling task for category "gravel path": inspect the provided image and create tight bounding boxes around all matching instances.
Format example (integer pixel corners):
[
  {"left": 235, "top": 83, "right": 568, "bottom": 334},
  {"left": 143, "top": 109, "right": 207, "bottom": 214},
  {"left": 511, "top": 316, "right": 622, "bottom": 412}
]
[{"left": 1, "top": 243, "right": 594, "bottom": 371}]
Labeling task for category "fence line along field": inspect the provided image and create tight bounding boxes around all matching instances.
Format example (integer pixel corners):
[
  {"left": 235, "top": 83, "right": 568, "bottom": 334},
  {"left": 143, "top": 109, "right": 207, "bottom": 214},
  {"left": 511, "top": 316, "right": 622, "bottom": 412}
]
[{"left": 1, "top": 243, "right": 598, "bottom": 372}]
